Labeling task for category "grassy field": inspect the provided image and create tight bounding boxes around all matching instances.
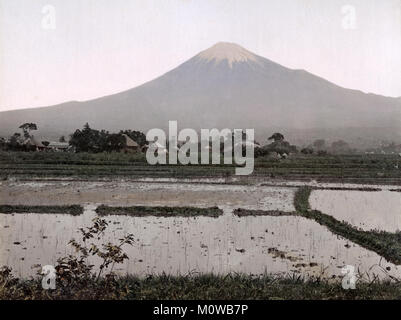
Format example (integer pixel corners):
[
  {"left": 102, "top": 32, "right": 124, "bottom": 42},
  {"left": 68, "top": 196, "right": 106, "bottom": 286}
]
[
  {"left": 0, "top": 151, "right": 400, "bottom": 184},
  {"left": 2, "top": 272, "right": 401, "bottom": 300},
  {"left": 96, "top": 205, "right": 223, "bottom": 217},
  {"left": 234, "top": 208, "right": 293, "bottom": 217},
  {"left": 0, "top": 204, "right": 83, "bottom": 215}
]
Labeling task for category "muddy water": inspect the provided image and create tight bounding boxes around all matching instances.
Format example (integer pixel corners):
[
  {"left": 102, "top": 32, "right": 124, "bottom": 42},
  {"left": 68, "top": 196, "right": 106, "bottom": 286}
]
[
  {"left": 0, "top": 181, "right": 294, "bottom": 210},
  {"left": 310, "top": 190, "right": 401, "bottom": 232},
  {"left": 1, "top": 205, "right": 399, "bottom": 279},
  {"left": 0, "top": 181, "right": 400, "bottom": 279}
]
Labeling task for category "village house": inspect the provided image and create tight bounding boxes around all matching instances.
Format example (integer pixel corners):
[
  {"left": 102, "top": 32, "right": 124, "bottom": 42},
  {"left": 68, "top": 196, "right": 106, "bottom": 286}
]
[{"left": 48, "top": 141, "right": 71, "bottom": 152}]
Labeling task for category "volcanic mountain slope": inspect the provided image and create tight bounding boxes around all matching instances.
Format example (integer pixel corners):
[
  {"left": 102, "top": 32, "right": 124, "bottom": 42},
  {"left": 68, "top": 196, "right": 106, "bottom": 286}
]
[{"left": 0, "top": 42, "right": 400, "bottom": 144}]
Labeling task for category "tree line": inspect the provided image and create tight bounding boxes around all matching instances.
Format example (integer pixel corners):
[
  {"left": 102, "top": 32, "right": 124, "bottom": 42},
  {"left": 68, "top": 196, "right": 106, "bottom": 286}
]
[
  {"left": 0, "top": 122, "right": 366, "bottom": 156},
  {"left": 0, "top": 123, "right": 147, "bottom": 153},
  {"left": 69, "top": 123, "right": 146, "bottom": 152}
]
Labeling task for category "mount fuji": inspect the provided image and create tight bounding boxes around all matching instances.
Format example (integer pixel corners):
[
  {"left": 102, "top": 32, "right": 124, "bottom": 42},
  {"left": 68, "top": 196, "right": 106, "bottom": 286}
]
[{"left": 1, "top": 42, "right": 400, "bottom": 145}]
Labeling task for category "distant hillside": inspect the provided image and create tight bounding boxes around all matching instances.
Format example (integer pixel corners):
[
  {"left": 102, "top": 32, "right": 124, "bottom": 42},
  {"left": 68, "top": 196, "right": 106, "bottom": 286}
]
[{"left": 1, "top": 42, "right": 400, "bottom": 147}]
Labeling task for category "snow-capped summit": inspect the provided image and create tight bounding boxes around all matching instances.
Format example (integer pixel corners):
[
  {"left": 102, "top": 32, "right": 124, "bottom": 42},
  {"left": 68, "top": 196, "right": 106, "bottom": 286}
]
[{"left": 196, "top": 42, "right": 258, "bottom": 67}]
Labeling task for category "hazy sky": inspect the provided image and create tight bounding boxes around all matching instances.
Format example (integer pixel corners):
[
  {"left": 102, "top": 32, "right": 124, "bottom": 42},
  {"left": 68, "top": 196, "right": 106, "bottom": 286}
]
[{"left": 1, "top": 0, "right": 400, "bottom": 111}]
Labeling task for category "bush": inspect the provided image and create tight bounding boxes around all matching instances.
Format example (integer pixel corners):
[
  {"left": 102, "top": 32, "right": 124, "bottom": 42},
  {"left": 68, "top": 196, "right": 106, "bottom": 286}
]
[
  {"left": 301, "top": 147, "right": 314, "bottom": 154},
  {"left": 0, "top": 217, "right": 134, "bottom": 299}
]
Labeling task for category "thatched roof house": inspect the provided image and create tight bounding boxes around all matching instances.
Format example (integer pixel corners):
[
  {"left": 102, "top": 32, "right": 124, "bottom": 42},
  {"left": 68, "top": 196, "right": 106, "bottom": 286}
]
[{"left": 48, "top": 142, "right": 70, "bottom": 151}]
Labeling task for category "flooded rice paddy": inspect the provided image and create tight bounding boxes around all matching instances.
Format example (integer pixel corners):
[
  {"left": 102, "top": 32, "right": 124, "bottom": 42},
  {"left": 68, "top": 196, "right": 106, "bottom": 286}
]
[
  {"left": 0, "top": 179, "right": 400, "bottom": 279},
  {"left": 310, "top": 189, "right": 401, "bottom": 232}
]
